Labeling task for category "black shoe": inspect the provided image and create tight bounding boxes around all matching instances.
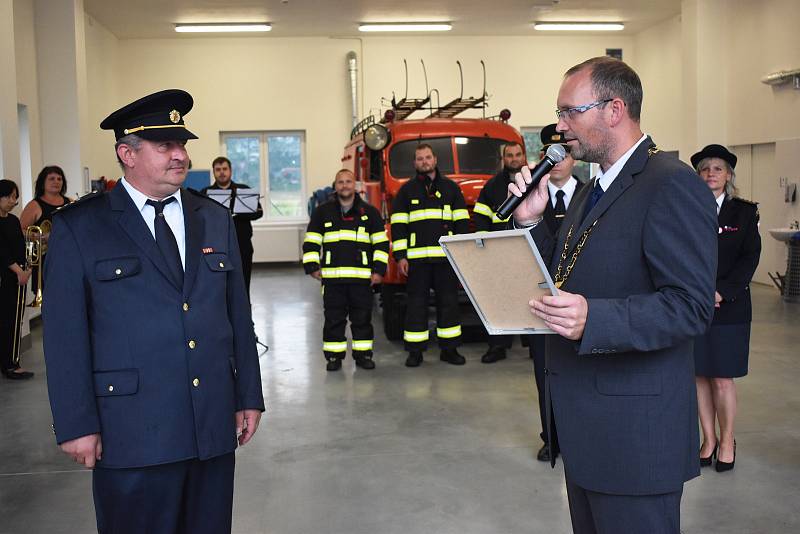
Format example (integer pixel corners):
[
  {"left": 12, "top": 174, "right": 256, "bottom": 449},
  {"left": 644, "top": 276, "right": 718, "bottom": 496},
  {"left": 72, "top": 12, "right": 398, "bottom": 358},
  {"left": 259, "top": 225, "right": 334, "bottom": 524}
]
[
  {"left": 715, "top": 440, "right": 736, "bottom": 472},
  {"left": 355, "top": 357, "right": 375, "bottom": 370},
  {"left": 326, "top": 359, "right": 342, "bottom": 371},
  {"left": 440, "top": 348, "right": 466, "bottom": 365},
  {"left": 2, "top": 368, "right": 34, "bottom": 380},
  {"left": 699, "top": 443, "right": 717, "bottom": 467},
  {"left": 405, "top": 351, "right": 423, "bottom": 367},
  {"left": 481, "top": 347, "right": 506, "bottom": 364},
  {"left": 536, "top": 444, "right": 559, "bottom": 462}
]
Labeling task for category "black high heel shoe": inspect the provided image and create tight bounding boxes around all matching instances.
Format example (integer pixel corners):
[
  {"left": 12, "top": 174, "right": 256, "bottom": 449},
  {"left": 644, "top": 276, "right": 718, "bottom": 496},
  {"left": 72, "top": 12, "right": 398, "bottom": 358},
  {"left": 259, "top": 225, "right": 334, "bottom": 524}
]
[
  {"left": 715, "top": 440, "right": 736, "bottom": 472},
  {"left": 700, "top": 444, "right": 717, "bottom": 467}
]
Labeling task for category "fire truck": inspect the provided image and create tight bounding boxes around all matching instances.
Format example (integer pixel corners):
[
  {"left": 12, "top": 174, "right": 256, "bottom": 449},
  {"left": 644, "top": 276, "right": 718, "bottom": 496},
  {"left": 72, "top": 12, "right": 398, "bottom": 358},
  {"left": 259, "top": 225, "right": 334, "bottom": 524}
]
[{"left": 340, "top": 63, "right": 524, "bottom": 340}]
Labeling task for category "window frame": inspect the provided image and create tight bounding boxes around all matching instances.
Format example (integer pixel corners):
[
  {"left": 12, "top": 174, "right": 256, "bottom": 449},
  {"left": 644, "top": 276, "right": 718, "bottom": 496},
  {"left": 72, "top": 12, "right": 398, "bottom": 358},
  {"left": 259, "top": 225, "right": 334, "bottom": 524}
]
[{"left": 220, "top": 130, "right": 308, "bottom": 223}]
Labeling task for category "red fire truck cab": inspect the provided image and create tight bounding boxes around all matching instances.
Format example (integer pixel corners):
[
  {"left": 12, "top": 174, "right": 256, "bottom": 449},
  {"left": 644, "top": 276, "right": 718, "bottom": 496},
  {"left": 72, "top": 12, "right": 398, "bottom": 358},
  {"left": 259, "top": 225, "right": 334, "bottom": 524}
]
[{"left": 341, "top": 107, "right": 524, "bottom": 340}]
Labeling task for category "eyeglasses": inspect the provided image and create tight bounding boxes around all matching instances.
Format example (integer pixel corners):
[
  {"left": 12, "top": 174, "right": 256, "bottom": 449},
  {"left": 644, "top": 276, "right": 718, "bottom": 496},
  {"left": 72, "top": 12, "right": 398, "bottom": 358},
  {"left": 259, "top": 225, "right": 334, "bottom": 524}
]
[{"left": 555, "top": 99, "right": 613, "bottom": 120}]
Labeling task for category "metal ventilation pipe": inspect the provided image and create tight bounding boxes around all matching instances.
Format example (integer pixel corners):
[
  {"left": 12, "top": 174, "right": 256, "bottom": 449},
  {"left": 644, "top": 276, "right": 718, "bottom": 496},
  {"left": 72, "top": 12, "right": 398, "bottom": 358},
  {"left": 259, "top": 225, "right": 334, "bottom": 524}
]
[{"left": 346, "top": 51, "right": 359, "bottom": 129}]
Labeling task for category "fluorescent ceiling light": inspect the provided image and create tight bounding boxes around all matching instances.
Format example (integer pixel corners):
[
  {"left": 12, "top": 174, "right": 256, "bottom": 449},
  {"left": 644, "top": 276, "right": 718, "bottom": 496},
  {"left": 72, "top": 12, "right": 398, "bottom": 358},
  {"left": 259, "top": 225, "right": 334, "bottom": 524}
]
[
  {"left": 359, "top": 23, "right": 452, "bottom": 32},
  {"left": 175, "top": 23, "right": 271, "bottom": 33},
  {"left": 533, "top": 22, "right": 624, "bottom": 31}
]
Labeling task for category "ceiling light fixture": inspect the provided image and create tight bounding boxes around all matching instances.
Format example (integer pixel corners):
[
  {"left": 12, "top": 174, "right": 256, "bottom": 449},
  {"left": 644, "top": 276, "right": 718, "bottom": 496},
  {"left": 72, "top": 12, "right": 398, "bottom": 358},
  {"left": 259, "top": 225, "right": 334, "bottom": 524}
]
[
  {"left": 533, "top": 22, "right": 624, "bottom": 31},
  {"left": 174, "top": 23, "right": 272, "bottom": 33},
  {"left": 358, "top": 23, "right": 452, "bottom": 32}
]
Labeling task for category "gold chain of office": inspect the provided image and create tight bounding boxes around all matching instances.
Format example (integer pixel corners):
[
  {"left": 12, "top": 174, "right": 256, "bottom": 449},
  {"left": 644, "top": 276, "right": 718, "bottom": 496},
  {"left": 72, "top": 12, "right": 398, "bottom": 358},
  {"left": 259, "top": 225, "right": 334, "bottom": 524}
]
[
  {"left": 553, "top": 220, "right": 597, "bottom": 289},
  {"left": 552, "top": 144, "right": 660, "bottom": 289}
]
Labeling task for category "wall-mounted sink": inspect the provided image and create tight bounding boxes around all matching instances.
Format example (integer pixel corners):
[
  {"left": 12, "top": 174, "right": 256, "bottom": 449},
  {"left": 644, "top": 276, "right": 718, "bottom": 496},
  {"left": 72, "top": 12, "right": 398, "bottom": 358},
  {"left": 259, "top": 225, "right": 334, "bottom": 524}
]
[{"left": 768, "top": 228, "right": 800, "bottom": 242}]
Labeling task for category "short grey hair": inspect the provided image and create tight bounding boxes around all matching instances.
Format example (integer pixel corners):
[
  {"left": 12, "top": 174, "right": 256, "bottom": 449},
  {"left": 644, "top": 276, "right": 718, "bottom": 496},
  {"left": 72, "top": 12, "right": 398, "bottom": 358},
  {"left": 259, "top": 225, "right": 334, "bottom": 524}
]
[
  {"left": 695, "top": 157, "right": 738, "bottom": 197},
  {"left": 115, "top": 133, "right": 144, "bottom": 168}
]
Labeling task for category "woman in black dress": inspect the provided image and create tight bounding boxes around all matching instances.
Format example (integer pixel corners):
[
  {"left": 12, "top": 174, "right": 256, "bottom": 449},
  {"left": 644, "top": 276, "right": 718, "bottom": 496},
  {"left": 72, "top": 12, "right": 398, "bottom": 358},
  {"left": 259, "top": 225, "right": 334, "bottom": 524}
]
[
  {"left": 691, "top": 144, "right": 761, "bottom": 472},
  {"left": 18, "top": 166, "right": 71, "bottom": 298},
  {"left": 0, "top": 180, "right": 33, "bottom": 379}
]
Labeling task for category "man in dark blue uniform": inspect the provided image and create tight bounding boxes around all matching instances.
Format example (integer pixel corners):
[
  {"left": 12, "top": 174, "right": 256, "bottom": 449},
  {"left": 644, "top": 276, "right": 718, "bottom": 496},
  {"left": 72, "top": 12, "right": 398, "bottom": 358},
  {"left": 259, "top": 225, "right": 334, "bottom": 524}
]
[
  {"left": 527, "top": 124, "right": 584, "bottom": 463},
  {"left": 509, "top": 57, "right": 717, "bottom": 533},
  {"left": 43, "top": 89, "right": 265, "bottom": 534}
]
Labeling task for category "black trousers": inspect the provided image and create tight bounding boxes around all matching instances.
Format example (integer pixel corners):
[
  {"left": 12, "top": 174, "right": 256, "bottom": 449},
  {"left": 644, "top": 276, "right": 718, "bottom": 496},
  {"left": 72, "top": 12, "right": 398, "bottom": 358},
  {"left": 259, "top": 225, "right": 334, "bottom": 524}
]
[
  {"left": 323, "top": 283, "right": 374, "bottom": 361},
  {"left": 566, "top": 477, "right": 683, "bottom": 534},
  {"left": 239, "top": 244, "right": 254, "bottom": 296},
  {"left": 93, "top": 453, "right": 235, "bottom": 534},
  {"left": 529, "top": 336, "right": 559, "bottom": 452},
  {"left": 403, "top": 261, "right": 460, "bottom": 351},
  {"left": 0, "top": 275, "right": 25, "bottom": 372}
]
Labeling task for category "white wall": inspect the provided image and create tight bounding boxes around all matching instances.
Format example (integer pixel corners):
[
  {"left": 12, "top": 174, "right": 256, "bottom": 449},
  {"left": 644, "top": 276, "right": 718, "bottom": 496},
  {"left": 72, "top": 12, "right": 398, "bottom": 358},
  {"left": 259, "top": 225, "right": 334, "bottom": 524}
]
[
  {"left": 633, "top": 15, "right": 683, "bottom": 152},
  {"left": 13, "top": 0, "right": 41, "bottom": 199}
]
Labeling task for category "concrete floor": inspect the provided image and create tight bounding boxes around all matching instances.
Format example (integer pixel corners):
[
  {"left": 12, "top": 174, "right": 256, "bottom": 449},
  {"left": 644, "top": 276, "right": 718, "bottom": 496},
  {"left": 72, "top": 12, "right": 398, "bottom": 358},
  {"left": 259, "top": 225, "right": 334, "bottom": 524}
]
[{"left": 1, "top": 265, "right": 798, "bottom": 534}]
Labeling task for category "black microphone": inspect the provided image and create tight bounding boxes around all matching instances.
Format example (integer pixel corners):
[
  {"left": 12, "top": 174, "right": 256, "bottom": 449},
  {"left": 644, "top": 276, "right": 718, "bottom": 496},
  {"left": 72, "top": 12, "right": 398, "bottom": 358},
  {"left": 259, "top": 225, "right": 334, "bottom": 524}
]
[{"left": 495, "top": 143, "right": 567, "bottom": 221}]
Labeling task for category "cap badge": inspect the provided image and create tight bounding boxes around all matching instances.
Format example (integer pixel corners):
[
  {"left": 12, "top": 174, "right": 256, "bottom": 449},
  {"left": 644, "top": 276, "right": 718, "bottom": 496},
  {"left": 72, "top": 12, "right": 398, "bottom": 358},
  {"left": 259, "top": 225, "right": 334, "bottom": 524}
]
[{"left": 169, "top": 110, "right": 181, "bottom": 124}]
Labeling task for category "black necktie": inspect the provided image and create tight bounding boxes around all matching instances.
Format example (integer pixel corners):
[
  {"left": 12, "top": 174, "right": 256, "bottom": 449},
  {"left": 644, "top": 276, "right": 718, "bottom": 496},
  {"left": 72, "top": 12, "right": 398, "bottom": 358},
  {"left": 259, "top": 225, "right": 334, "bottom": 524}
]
[
  {"left": 581, "top": 182, "right": 605, "bottom": 223},
  {"left": 146, "top": 197, "right": 183, "bottom": 288},
  {"left": 554, "top": 190, "right": 566, "bottom": 230}
]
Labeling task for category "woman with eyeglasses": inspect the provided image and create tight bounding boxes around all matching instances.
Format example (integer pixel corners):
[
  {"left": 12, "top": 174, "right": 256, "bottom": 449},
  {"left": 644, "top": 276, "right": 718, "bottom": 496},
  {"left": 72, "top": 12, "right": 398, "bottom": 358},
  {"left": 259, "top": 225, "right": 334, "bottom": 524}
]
[{"left": 691, "top": 144, "right": 761, "bottom": 472}]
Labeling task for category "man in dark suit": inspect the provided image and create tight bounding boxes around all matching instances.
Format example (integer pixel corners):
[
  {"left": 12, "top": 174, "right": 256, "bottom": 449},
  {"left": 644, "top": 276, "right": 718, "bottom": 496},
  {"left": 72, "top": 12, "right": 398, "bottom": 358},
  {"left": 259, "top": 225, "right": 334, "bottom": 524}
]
[
  {"left": 201, "top": 156, "right": 263, "bottom": 296},
  {"left": 527, "top": 123, "right": 584, "bottom": 463},
  {"left": 43, "top": 89, "right": 265, "bottom": 534},
  {"left": 509, "top": 57, "right": 717, "bottom": 533}
]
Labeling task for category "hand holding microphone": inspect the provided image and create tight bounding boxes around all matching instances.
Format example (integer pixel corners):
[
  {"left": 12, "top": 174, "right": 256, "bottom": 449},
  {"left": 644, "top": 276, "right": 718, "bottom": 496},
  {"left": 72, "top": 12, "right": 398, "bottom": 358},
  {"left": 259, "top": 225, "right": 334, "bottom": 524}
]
[{"left": 498, "top": 144, "right": 568, "bottom": 223}]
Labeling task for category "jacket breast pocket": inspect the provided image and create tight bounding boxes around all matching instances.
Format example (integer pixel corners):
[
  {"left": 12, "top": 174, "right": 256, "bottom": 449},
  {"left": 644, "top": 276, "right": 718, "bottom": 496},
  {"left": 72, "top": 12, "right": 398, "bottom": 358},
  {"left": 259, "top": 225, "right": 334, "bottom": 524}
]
[
  {"left": 203, "top": 253, "right": 234, "bottom": 272},
  {"left": 94, "top": 369, "right": 139, "bottom": 397},
  {"left": 596, "top": 372, "right": 661, "bottom": 396},
  {"left": 95, "top": 257, "right": 141, "bottom": 281}
]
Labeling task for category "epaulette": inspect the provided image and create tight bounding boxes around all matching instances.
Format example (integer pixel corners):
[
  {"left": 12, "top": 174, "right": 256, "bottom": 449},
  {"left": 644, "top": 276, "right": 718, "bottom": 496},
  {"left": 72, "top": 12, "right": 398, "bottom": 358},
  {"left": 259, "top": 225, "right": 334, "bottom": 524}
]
[
  {"left": 732, "top": 196, "right": 758, "bottom": 206},
  {"left": 53, "top": 190, "right": 104, "bottom": 214}
]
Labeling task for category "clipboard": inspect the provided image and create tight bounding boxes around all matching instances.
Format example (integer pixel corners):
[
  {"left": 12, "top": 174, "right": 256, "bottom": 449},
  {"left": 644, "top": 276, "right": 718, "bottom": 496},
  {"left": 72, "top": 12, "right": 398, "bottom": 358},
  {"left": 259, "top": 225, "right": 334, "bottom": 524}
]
[{"left": 439, "top": 229, "right": 558, "bottom": 335}]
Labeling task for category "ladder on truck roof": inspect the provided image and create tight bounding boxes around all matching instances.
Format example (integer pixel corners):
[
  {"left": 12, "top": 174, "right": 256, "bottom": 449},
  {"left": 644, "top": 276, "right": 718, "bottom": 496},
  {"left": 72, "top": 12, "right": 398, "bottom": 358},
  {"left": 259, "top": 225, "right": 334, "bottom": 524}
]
[{"left": 426, "top": 60, "right": 487, "bottom": 119}]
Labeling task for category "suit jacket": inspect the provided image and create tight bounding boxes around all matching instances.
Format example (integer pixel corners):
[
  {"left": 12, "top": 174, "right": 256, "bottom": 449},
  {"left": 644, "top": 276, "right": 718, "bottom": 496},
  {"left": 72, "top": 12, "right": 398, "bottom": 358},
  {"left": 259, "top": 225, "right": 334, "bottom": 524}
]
[
  {"left": 542, "top": 177, "right": 585, "bottom": 235},
  {"left": 200, "top": 181, "right": 263, "bottom": 255},
  {"left": 713, "top": 196, "right": 761, "bottom": 324},
  {"left": 43, "top": 185, "right": 265, "bottom": 469},
  {"left": 530, "top": 138, "right": 717, "bottom": 495}
]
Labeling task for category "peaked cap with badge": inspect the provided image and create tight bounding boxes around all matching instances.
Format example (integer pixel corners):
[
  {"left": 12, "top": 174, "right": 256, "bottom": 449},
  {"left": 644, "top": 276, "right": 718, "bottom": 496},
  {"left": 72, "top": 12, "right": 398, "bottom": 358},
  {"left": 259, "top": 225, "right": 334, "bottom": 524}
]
[
  {"left": 540, "top": 123, "right": 566, "bottom": 150},
  {"left": 100, "top": 89, "right": 198, "bottom": 142}
]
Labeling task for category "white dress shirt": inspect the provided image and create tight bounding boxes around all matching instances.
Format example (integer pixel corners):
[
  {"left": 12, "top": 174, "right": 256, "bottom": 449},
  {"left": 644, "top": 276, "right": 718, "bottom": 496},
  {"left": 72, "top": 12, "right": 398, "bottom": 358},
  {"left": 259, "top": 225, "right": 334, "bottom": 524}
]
[
  {"left": 594, "top": 133, "right": 649, "bottom": 192},
  {"left": 120, "top": 178, "right": 186, "bottom": 269},
  {"left": 715, "top": 192, "right": 725, "bottom": 215},
  {"left": 548, "top": 176, "right": 579, "bottom": 209}
]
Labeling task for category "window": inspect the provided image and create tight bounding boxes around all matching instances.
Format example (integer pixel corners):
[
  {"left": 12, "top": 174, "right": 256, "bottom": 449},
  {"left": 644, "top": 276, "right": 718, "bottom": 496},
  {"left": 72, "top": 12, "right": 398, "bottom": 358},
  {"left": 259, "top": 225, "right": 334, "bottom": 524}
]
[
  {"left": 521, "top": 127, "right": 593, "bottom": 183},
  {"left": 388, "top": 138, "right": 454, "bottom": 178},
  {"left": 455, "top": 137, "right": 506, "bottom": 175},
  {"left": 221, "top": 131, "right": 306, "bottom": 220}
]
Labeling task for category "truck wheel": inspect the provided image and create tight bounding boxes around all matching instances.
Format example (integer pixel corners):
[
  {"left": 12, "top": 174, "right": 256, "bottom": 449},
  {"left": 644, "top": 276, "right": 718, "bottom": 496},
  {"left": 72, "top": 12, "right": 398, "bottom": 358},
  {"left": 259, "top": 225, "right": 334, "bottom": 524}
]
[{"left": 381, "top": 285, "right": 406, "bottom": 341}]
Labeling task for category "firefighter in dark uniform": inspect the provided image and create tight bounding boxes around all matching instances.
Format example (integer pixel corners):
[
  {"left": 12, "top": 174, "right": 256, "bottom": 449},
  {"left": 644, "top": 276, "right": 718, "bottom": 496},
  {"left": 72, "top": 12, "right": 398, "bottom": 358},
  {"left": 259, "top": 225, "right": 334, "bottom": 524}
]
[
  {"left": 472, "top": 141, "right": 527, "bottom": 363},
  {"left": 303, "top": 169, "right": 389, "bottom": 371},
  {"left": 391, "top": 143, "right": 470, "bottom": 367},
  {"left": 691, "top": 144, "right": 761, "bottom": 472},
  {"left": 528, "top": 124, "right": 584, "bottom": 463}
]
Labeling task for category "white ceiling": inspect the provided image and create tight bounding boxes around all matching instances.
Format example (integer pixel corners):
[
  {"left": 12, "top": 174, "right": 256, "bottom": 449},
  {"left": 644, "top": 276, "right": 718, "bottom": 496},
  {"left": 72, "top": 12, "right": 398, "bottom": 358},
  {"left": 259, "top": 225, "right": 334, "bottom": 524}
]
[{"left": 83, "top": 0, "right": 681, "bottom": 39}]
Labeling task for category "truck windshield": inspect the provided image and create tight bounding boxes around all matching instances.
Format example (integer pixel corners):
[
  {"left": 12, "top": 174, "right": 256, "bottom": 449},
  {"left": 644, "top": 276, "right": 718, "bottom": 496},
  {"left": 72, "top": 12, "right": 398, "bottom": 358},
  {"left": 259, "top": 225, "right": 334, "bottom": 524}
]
[
  {"left": 455, "top": 137, "right": 506, "bottom": 175},
  {"left": 388, "top": 138, "right": 455, "bottom": 178}
]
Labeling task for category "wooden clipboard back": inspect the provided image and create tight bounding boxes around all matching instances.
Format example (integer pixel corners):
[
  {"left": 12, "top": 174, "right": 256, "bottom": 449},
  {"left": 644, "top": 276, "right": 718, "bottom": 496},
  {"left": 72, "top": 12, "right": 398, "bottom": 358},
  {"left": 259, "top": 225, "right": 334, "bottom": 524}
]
[{"left": 439, "top": 229, "right": 557, "bottom": 335}]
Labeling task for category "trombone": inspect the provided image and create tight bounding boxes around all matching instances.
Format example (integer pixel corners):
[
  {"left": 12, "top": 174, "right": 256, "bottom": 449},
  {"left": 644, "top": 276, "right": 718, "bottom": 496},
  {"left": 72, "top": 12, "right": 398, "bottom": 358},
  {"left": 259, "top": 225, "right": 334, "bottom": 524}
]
[{"left": 25, "top": 219, "right": 50, "bottom": 308}]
